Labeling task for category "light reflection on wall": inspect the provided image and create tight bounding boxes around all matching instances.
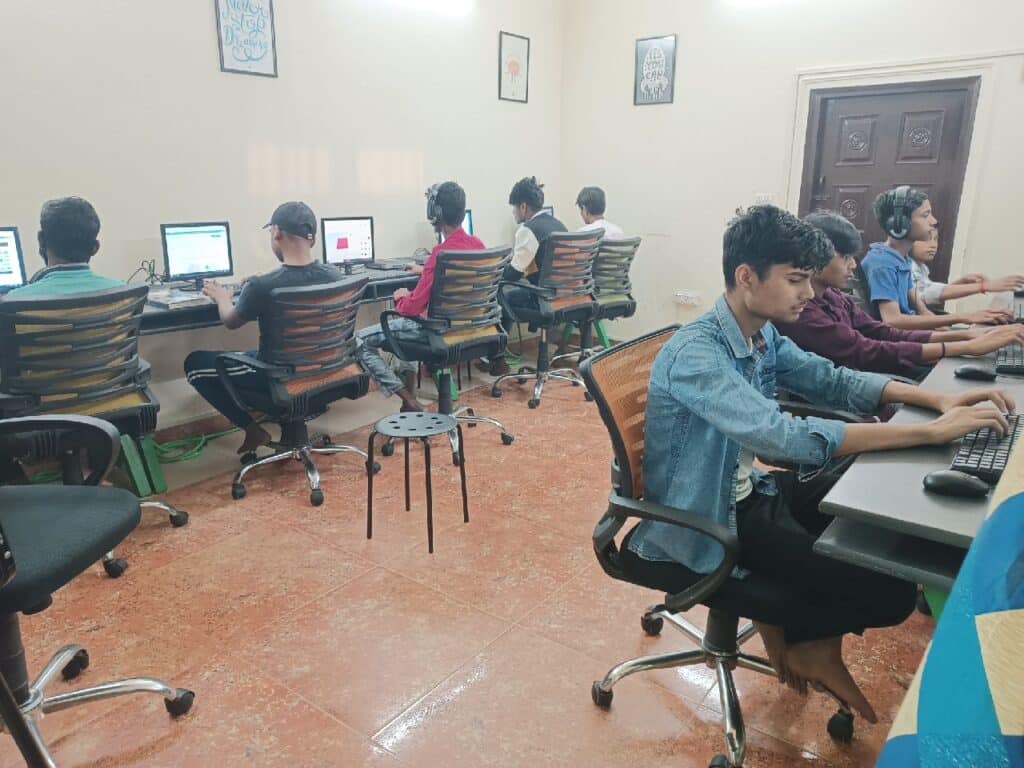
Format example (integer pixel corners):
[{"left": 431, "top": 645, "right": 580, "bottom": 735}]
[
  {"left": 247, "top": 143, "right": 333, "bottom": 198},
  {"left": 356, "top": 148, "right": 424, "bottom": 198}
]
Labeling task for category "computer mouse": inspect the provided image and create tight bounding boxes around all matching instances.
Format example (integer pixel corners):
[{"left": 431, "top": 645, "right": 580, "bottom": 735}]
[
  {"left": 954, "top": 363, "right": 997, "bottom": 381},
  {"left": 923, "top": 469, "right": 991, "bottom": 499}
]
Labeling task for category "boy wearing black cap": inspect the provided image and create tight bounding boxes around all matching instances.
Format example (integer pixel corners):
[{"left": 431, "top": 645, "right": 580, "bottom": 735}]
[{"left": 185, "top": 202, "right": 359, "bottom": 453}]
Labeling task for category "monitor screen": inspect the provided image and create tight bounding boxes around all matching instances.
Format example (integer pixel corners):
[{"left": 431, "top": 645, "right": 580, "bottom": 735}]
[
  {"left": 322, "top": 216, "right": 374, "bottom": 265},
  {"left": 161, "top": 222, "right": 233, "bottom": 281},
  {"left": 540, "top": 206, "right": 554, "bottom": 217},
  {"left": 463, "top": 208, "right": 474, "bottom": 235},
  {"left": 0, "top": 227, "right": 26, "bottom": 292}
]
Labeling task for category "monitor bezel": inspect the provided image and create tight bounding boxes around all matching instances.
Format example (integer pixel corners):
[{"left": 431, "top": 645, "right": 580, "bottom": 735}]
[
  {"left": 0, "top": 226, "right": 27, "bottom": 294},
  {"left": 320, "top": 215, "right": 375, "bottom": 266},
  {"left": 160, "top": 221, "right": 234, "bottom": 282},
  {"left": 463, "top": 208, "right": 474, "bottom": 235}
]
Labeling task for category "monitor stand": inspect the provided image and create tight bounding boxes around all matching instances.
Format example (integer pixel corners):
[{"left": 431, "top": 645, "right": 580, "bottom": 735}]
[
  {"left": 178, "top": 278, "right": 205, "bottom": 292},
  {"left": 342, "top": 263, "right": 354, "bottom": 276}
]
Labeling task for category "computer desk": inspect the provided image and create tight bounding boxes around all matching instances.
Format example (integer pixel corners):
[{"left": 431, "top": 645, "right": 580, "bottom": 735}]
[
  {"left": 814, "top": 355, "right": 1024, "bottom": 591},
  {"left": 140, "top": 267, "right": 419, "bottom": 336}
]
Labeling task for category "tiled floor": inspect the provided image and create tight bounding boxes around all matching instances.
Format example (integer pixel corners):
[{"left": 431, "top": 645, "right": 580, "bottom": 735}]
[{"left": 1, "top": 378, "right": 932, "bottom": 767}]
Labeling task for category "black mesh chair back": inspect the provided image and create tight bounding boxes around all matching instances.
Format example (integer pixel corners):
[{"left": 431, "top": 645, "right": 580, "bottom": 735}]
[
  {"left": 533, "top": 230, "right": 602, "bottom": 319},
  {"left": 593, "top": 236, "right": 641, "bottom": 321}
]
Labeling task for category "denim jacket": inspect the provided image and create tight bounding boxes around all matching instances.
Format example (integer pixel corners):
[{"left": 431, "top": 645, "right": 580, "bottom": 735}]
[{"left": 626, "top": 295, "right": 891, "bottom": 574}]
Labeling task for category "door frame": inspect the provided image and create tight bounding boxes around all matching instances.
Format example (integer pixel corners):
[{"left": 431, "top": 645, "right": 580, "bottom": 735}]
[{"left": 784, "top": 52, "right": 1020, "bottom": 278}]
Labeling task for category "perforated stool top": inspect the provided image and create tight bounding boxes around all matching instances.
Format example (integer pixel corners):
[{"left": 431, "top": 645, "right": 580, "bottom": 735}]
[{"left": 373, "top": 412, "right": 456, "bottom": 439}]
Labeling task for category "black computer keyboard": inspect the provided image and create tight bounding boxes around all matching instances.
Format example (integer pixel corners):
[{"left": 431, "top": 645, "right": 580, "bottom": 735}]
[
  {"left": 950, "top": 413, "right": 1022, "bottom": 483},
  {"left": 996, "top": 343, "right": 1024, "bottom": 374}
]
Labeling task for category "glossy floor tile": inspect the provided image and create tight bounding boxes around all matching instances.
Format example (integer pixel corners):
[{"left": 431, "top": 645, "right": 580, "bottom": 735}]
[{"left": 0, "top": 380, "right": 932, "bottom": 767}]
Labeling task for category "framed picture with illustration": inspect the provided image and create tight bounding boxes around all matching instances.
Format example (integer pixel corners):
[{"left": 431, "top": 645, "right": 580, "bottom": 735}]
[
  {"left": 215, "top": 0, "right": 278, "bottom": 78},
  {"left": 498, "top": 31, "right": 530, "bottom": 103},
  {"left": 634, "top": 34, "right": 676, "bottom": 105}
]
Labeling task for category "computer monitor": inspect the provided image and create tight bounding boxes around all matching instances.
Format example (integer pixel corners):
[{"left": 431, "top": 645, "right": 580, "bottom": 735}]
[
  {"left": 161, "top": 222, "right": 233, "bottom": 289},
  {"left": 463, "top": 208, "right": 474, "bottom": 235},
  {"left": 0, "top": 227, "right": 26, "bottom": 293},
  {"left": 322, "top": 216, "right": 374, "bottom": 274},
  {"left": 540, "top": 206, "right": 554, "bottom": 217}
]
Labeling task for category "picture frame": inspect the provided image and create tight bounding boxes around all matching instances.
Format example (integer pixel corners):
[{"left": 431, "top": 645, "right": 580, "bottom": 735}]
[
  {"left": 498, "top": 31, "right": 530, "bottom": 103},
  {"left": 634, "top": 34, "right": 677, "bottom": 105},
  {"left": 215, "top": 0, "right": 278, "bottom": 78}
]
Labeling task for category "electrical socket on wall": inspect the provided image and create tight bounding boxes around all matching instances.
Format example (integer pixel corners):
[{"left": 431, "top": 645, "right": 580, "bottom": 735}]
[
  {"left": 674, "top": 290, "right": 701, "bottom": 306},
  {"left": 753, "top": 192, "right": 775, "bottom": 205}
]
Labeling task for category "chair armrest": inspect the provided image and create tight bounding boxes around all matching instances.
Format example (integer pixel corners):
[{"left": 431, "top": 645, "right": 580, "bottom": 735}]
[
  {"left": 378, "top": 310, "right": 449, "bottom": 363},
  {"left": 498, "top": 280, "right": 556, "bottom": 299},
  {"left": 607, "top": 492, "right": 739, "bottom": 613},
  {"left": 776, "top": 400, "right": 871, "bottom": 425},
  {"left": 0, "top": 415, "right": 121, "bottom": 485},
  {"left": 214, "top": 352, "right": 287, "bottom": 416}
]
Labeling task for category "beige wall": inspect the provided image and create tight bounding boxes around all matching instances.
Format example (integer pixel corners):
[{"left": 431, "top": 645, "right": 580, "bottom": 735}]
[
  {"left": 559, "top": 0, "right": 1024, "bottom": 337},
  {"left": 0, "top": 0, "right": 564, "bottom": 425}
]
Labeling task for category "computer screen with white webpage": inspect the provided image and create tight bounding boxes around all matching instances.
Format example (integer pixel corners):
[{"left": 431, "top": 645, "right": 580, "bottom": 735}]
[
  {"left": 540, "top": 206, "right": 554, "bottom": 217},
  {"left": 322, "top": 216, "right": 374, "bottom": 266},
  {"left": 161, "top": 222, "right": 233, "bottom": 282},
  {"left": 0, "top": 227, "right": 26, "bottom": 292},
  {"left": 463, "top": 209, "right": 473, "bottom": 235}
]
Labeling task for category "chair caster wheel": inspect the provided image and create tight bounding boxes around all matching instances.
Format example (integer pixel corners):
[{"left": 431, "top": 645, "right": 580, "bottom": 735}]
[
  {"left": 916, "top": 589, "right": 932, "bottom": 616},
  {"left": 381, "top": 441, "right": 395, "bottom": 457},
  {"left": 501, "top": 432, "right": 514, "bottom": 446},
  {"left": 584, "top": 391, "right": 594, "bottom": 402},
  {"left": 517, "top": 378, "right": 528, "bottom": 385},
  {"left": 231, "top": 483, "right": 246, "bottom": 500},
  {"left": 165, "top": 689, "right": 195, "bottom": 718},
  {"left": 528, "top": 399, "right": 540, "bottom": 409},
  {"left": 709, "top": 755, "right": 730, "bottom": 768},
  {"left": 640, "top": 612, "right": 664, "bottom": 636},
  {"left": 316, "top": 435, "right": 332, "bottom": 447},
  {"left": 591, "top": 681, "right": 613, "bottom": 708},
  {"left": 103, "top": 558, "right": 128, "bottom": 578},
  {"left": 490, "top": 387, "right": 502, "bottom": 398},
  {"left": 61, "top": 649, "right": 90, "bottom": 681},
  {"left": 310, "top": 489, "right": 325, "bottom": 507},
  {"left": 169, "top": 510, "right": 189, "bottom": 527},
  {"left": 827, "top": 709, "right": 855, "bottom": 743},
  {"left": 240, "top": 451, "right": 257, "bottom": 466},
  {"left": 370, "top": 461, "right": 382, "bottom": 474}
]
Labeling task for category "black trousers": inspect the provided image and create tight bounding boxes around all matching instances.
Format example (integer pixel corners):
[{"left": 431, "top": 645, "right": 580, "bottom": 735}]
[
  {"left": 620, "top": 470, "right": 916, "bottom": 644},
  {"left": 184, "top": 350, "right": 266, "bottom": 429}
]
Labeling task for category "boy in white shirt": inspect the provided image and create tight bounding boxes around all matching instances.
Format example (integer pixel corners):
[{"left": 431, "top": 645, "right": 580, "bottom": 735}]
[
  {"left": 911, "top": 230, "right": 1024, "bottom": 311},
  {"left": 576, "top": 186, "right": 624, "bottom": 239}
]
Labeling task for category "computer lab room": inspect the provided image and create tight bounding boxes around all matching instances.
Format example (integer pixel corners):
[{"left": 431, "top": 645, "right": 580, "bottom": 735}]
[{"left": 0, "top": 1, "right": 1022, "bottom": 766}]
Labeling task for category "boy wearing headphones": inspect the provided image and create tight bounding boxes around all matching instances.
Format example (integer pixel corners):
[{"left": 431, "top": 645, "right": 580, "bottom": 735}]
[
  {"left": 861, "top": 186, "right": 1009, "bottom": 330},
  {"left": 6, "top": 197, "right": 124, "bottom": 298},
  {"left": 356, "top": 181, "right": 484, "bottom": 410}
]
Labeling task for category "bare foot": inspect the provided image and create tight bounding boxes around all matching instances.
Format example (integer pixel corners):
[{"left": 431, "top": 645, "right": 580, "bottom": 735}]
[
  {"left": 754, "top": 622, "right": 806, "bottom": 694},
  {"left": 237, "top": 423, "right": 272, "bottom": 454},
  {"left": 396, "top": 389, "right": 425, "bottom": 412},
  {"left": 784, "top": 637, "right": 877, "bottom": 723}
]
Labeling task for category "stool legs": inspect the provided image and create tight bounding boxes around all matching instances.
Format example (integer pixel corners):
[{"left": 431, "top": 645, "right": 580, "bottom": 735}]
[
  {"left": 456, "top": 425, "right": 468, "bottom": 524},
  {"left": 366, "top": 430, "right": 377, "bottom": 540},
  {"left": 404, "top": 437, "right": 411, "bottom": 511},
  {"left": 423, "top": 438, "right": 434, "bottom": 554}
]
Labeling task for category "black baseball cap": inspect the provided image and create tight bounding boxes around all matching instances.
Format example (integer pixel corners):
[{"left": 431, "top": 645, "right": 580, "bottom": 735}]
[{"left": 264, "top": 201, "right": 316, "bottom": 241}]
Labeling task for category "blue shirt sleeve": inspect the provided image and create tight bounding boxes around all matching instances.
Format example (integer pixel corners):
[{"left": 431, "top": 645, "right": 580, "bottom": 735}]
[
  {"left": 773, "top": 332, "right": 890, "bottom": 414},
  {"left": 863, "top": 260, "right": 904, "bottom": 304}
]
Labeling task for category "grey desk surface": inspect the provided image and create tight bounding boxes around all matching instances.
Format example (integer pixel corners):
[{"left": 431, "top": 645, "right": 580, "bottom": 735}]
[{"left": 819, "top": 354, "right": 1024, "bottom": 549}]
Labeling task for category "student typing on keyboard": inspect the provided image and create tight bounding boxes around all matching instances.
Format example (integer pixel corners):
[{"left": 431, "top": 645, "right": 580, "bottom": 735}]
[{"left": 355, "top": 181, "right": 485, "bottom": 411}]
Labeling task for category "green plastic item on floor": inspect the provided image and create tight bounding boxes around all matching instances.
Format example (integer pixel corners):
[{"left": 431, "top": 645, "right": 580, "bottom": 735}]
[
  {"left": 139, "top": 435, "right": 167, "bottom": 494},
  {"left": 432, "top": 368, "right": 459, "bottom": 402},
  {"left": 559, "top": 320, "right": 612, "bottom": 351},
  {"left": 922, "top": 586, "right": 949, "bottom": 621},
  {"left": 116, "top": 433, "right": 153, "bottom": 497}
]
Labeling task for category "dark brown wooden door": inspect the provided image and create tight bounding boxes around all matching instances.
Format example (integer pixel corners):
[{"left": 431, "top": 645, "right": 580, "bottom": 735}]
[{"left": 798, "top": 78, "right": 979, "bottom": 281}]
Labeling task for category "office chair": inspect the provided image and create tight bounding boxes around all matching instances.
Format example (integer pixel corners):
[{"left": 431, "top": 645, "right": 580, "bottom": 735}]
[
  {"left": 558, "top": 236, "right": 641, "bottom": 354},
  {"left": 491, "top": 230, "right": 601, "bottom": 408},
  {"left": 218, "top": 278, "right": 378, "bottom": 507},
  {"left": 580, "top": 328, "right": 856, "bottom": 768},
  {"left": 378, "top": 247, "right": 515, "bottom": 465},
  {"left": 0, "top": 415, "right": 193, "bottom": 766},
  {"left": 0, "top": 287, "right": 188, "bottom": 577}
]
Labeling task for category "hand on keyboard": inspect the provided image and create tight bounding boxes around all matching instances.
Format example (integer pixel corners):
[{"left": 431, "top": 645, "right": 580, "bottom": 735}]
[
  {"left": 965, "top": 308, "right": 1013, "bottom": 325},
  {"left": 930, "top": 405, "right": 1009, "bottom": 445},
  {"left": 966, "top": 325, "right": 1024, "bottom": 355},
  {"left": 937, "top": 387, "right": 1015, "bottom": 419},
  {"left": 201, "top": 279, "right": 233, "bottom": 304},
  {"left": 407, "top": 264, "right": 424, "bottom": 275}
]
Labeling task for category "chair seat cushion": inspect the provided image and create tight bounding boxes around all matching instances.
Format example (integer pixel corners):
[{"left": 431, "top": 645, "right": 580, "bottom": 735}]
[{"left": 0, "top": 486, "right": 140, "bottom": 614}]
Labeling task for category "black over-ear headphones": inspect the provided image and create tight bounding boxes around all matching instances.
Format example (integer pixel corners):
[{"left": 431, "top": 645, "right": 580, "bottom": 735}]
[
  {"left": 884, "top": 185, "right": 912, "bottom": 240},
  {"left": 425, "top": 183, "right": 443, "bottom": 225}
]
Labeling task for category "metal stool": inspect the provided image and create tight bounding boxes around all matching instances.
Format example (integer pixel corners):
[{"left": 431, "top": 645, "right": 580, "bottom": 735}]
[{"left": 366, "top": 412, "right": 469, "bottom": 553}]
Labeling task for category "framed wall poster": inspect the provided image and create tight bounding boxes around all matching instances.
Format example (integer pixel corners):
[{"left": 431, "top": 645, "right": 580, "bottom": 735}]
[
  {"left": 215, "top": 0, "right": 278, "bottom": 78},
  {"left": 498, "top": 31, "right": 530, "bottom": 103},
  {"left": 634, "top": 34, "right": 676, "bottom": 105}
]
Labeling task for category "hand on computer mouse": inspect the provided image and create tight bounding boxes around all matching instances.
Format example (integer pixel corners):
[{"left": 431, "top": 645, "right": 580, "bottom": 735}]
[{"left": 406, "top": 264, "right": 424, "bottom": 275}]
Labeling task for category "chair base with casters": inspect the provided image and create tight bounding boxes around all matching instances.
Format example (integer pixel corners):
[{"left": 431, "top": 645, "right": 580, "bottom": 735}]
[
  {"left": 591, "top": 605, "right": 854, "bottom": 768},
  {"left": 233, "top": 417, "right": 378, "bottom": 507},
  {"left": 490, "top": 326, "right": 592, "bottom": 409},
  {"left": 0, "top": 470, "right": 195, "bottom": 767}
]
